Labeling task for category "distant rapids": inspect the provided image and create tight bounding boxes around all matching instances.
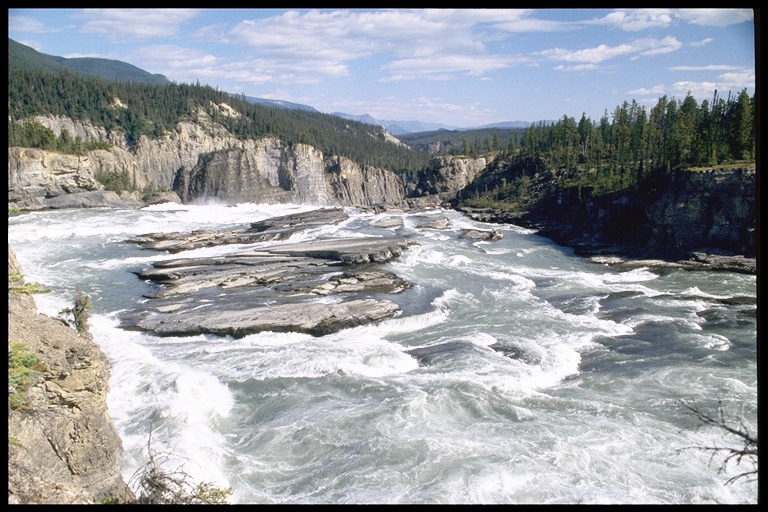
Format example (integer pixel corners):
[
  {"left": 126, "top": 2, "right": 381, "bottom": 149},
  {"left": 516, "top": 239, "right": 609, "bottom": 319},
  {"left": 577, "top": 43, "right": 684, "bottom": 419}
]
[{"left": 8, "top": 203, "right": 757, "bottom": 504}]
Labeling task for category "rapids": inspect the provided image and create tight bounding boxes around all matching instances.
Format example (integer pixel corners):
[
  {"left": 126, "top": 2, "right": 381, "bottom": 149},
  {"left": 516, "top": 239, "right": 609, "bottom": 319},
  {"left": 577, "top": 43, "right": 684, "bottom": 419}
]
[{"left": 8, "top": 203, "right": 757, "bottom": 504}]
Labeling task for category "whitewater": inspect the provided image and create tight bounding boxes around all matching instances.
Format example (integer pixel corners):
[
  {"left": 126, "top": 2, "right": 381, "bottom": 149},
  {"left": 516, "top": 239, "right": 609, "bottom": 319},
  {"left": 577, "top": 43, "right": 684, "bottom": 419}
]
[{"left": 7, "top": 203, "right": 757, "bottom": 504}]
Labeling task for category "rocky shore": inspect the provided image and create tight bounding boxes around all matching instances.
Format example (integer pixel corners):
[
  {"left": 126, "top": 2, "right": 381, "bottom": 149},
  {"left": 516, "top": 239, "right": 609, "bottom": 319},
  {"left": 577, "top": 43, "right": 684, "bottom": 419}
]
[
  {"left": 8, "top": 247, "right": 134, "bottom": 504},
  {"left": 121, "top": 209, "right": 417, "bottom": 337}
]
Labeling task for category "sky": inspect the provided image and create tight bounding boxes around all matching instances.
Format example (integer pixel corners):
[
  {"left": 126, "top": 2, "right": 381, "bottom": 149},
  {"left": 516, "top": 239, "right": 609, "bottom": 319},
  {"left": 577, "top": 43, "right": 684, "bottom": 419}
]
[{"left": 8, "top": 8, "right": 756, "bottom": 129}]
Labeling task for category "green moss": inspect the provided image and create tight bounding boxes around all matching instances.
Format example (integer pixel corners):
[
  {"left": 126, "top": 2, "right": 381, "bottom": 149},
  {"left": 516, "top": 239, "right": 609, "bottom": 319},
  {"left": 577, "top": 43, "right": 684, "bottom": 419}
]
[
  {"left": 8, "top": 342, "right": 47, "bottom": 410},
  {"left": 8, "top": 271, "right": 52, "bottom": 295}
]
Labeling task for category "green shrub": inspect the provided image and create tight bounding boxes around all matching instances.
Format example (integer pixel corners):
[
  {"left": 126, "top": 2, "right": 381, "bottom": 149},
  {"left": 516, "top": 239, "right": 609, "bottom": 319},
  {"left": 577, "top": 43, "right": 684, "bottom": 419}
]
[
  {"left": 8, "top": 271, "right": 52, "bottom": 295},
  {"left": 58, "top": 287, "right": 93, "bottom": 338},
  {"left": 94, "top": 167, "right": 135, "bottom": 193},
  {"left": 8, "top": 342, "right": 47, "bottom": 410}
]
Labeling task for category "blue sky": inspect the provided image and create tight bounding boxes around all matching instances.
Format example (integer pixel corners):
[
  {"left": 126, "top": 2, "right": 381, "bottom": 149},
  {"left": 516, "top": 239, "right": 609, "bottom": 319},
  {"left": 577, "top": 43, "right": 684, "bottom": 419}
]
[{"left": 8, "top": 8, "right": 756, "bottom": 128}]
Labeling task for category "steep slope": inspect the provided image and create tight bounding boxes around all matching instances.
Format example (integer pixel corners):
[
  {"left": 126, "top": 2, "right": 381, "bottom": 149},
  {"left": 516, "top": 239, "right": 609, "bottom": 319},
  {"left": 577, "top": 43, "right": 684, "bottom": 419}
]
[
  {"left": 8, "top": 38, "right": 169, "bottom": 84},
  {"left": 8, "top": 247, "right": 135, "bottom": 504}
]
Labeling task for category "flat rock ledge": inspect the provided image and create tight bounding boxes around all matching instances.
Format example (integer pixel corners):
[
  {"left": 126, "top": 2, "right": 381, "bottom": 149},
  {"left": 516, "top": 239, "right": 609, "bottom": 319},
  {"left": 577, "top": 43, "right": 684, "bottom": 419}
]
[{"left": 122, "top": 209, "right": 417, "bottom": 337}]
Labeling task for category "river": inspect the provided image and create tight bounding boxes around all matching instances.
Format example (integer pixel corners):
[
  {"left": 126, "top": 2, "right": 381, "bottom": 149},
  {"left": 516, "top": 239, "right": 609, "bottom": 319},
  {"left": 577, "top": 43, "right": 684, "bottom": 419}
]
[{"left": 7, "top": 202, "right": 757, "bottom": 504}]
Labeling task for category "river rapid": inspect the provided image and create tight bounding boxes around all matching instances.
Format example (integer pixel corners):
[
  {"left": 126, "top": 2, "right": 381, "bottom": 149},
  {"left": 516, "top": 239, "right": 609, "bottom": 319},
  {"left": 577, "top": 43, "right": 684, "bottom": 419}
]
[{"left": 8, "top": 203, "right": 757, "bottom": 504}]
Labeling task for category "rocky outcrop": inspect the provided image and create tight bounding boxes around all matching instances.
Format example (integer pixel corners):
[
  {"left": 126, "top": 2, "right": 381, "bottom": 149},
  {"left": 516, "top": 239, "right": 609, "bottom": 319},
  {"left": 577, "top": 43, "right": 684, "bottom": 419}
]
[
  {"left": 411, "top": 156, "right": 487, "bottom": 200},
  {"left": 325, "top": 156, "right": 408, "bottom": 207},
  {"left": 9, "top": 115, "right": 416, "bottom": 210},
  {"left": 643, "top": 168, "right": 755, "bottom": 257},
  {"left": 121, "top": 209, "right": 415, "bottom": 337},
  {"left": 459, "top": 166, "right": 756, "bottom": 273},
  {"left": 178, "top": 145, "right": 411, "bottom": 207},
  {"left": 8, "top": 246, "right": 134, "bottom": 504},
  {"left": 8, "top": 146, "right": 153, "bottom": 210}
]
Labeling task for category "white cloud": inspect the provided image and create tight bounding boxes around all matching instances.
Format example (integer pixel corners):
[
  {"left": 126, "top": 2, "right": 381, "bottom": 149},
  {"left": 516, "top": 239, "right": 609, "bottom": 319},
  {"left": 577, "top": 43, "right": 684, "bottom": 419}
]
[
  {"left": 628, "top": 84, "right": 668, "bottom": 95},
  {"left": 219, "top": 9, "right": 554, "bottom": 84},
  {"left": 690, "top": 38, "right": 714, "bottom": 47},
  {"left": 79, "top": 9, "right": 200, "bottom": 39},
  {"left": 554, "top": 64, "right": 599, "bottom": 72},
  {"left": 629, "top": 68, "right": 754, "bottom": 101},
  {"left": 539, "top": 37, "right": 680, "bottom": 64},
  {"left": 669, "top": 65, "right": 743, "bottom": 71},
  {"left": 717, "top": 70, "right": 755, "bottom": 89},
  {"left": 382, "top": 54, "right": 518, "bottom": 81},
  {"left": 675, "top": 9, "right": 753, "bottom": 26},
  {"left": 9, "top": 14, "right": 58, "bottom": 33},
  {"left": 591, "top": 9, "right": 673, "bottom": 31},
  {"left": 132, "top": 45, "right": 217, "bottom": 72}
]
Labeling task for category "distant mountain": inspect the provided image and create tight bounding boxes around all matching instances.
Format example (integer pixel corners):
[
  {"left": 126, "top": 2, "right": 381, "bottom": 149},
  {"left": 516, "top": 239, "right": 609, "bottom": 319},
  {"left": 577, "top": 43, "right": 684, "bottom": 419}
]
[
  {"left": 8, "top": 38, "right": 170, "bottom": 84},
  {"left": 475, "top": 121, "right": 538, "bottom": 129},
  {"left": 332, "top": 113, "right": 461, "bottom": 135},
  {"left": 241, "top": 95, "right": 318, "bottom": 112},
  {"left": 331, "top": 112, "right": 554, "bottom": 134}
]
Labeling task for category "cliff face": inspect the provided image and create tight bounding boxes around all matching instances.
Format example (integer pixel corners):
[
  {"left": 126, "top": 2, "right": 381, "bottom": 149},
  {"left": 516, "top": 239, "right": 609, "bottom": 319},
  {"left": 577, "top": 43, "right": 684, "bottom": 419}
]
[
  {"left": 644, "top": 167, "right": 755, "bottom": 257},
  {"left": 8, "top": 247, "right": 135, "bottom": 504},
  {"left": 9, "top": 116, "right": 417, "bottom": 209},
  {"left": 412, "top": 156, "right": 487, "bottom": 200},
  {"left": 8, "top": 145, "right": 153, "bottom": 210},
  {"left": 519, "top": 166, "right": 756, "bottom": 260}
]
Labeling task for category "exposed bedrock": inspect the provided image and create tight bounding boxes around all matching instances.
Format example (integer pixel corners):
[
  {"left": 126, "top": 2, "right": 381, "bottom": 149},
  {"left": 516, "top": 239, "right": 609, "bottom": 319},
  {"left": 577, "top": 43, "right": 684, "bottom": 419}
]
[{"left": 122, "top": 209, "right": 416, "bottom": 337}]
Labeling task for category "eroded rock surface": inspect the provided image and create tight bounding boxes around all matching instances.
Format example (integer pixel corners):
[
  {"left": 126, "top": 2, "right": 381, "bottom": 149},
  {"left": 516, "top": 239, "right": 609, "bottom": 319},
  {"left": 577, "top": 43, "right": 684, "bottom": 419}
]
[
  {"left": 8, "top": 246, "right": 134, "bottom": 504},
  {"left": 122, "top": 209, "right": 415, "bottom": 337}
]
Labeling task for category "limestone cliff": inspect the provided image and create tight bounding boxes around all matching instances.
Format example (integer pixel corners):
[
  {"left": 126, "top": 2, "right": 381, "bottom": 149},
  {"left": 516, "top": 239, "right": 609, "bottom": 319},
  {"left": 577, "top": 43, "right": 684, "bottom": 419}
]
[
  {"left": 9, "top": 115, "right": 417, "bottom": 209},
  {"left": 8, "top": 246, "right": 134, "bottom": 504},
  {"left": 411, "top": 156, "right": 487, "bottom": 201},
  {"left": 8, "top": 145, "right": 152, "bottom": 210},
  {"left": 174, "top": 141, "right": 407, "bottom": 206}
]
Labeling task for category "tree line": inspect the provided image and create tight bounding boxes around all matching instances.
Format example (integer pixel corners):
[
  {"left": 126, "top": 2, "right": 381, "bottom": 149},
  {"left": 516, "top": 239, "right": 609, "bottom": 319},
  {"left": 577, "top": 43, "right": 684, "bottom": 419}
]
[
  {"left": 7, "top": 68, "right": 429, "bottom": 174},
  {"left": 512, "top": 91, "right": 753, "bottom": 188}
]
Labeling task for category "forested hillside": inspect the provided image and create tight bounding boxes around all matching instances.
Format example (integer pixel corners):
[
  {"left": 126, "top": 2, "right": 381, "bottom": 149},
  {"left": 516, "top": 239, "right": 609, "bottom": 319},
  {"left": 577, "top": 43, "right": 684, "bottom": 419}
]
[
  {"left": 458, "top": 91, "right": 755, "bottom": 209},
  {"left": 7, "top": 68, "right": 429, "bottom": 174},
  {"left": 8, "top": 38, "right": 169, "bottom": 84},
  {"left": 397, "top": 127, "right": 526, "bottom": 156}
]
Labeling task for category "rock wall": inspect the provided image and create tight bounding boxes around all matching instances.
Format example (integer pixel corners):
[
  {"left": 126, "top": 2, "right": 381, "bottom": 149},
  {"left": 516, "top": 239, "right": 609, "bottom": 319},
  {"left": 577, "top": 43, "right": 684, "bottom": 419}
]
[
  {"left": 517, "top": 166, "right": 756, "bottom": 260},
  {"left": 9, "top": 116, "right": 420, "bottom": 209},
  {"left": 325, "top": 156, "right": 408, "bottom": 207},
  {"left": 8, "top": 146, "right": 153, "bottom": 210},
  {"left": 644, "top": 167, "right": 756, "bottom": 256},
  {"left": 8, "top": 246, "right": 135, "bottom": 504},
  {"left": 176, "top": 142, "right": 409, "bottom": 207},
  {"left": 412, "top": 156, "right": 487, "bottom": 200}
]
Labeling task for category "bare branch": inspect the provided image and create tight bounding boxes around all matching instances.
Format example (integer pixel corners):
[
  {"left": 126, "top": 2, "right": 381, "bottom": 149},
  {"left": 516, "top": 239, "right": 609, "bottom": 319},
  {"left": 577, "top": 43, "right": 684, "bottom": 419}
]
[{"left": 679, "top": 400, "right": 758, "bottom": 486}]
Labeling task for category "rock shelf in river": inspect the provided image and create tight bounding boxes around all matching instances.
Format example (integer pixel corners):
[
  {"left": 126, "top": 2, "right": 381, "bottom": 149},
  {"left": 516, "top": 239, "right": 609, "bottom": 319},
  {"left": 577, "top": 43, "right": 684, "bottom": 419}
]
[{"left": 122, "top": 208, "right": 416, "bottom": 337}]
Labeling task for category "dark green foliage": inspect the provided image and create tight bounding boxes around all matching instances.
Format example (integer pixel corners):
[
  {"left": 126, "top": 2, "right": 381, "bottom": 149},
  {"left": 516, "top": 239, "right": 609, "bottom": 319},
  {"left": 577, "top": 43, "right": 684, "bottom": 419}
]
[
  {"left": 58, "top": 287, "right": 93, "bottom": 338},
  {"left": 8, "top": 68, "right": 429, "bottom": 174},
  {"left": 9, "top": 38, "right": 169, "bottom": 84},
  {"left": 398, "top": 127, "right": 526, "bottom": 157},
  {"left": 8, "top": 38, "right": 66, "bottom": 74},
  {"left": 8, "top": 118, "right": 112, "bottom": 154},
  {"left": 464, "top": 91, "right": 755, "bottom": 208},
  {"left": 94, "top": 168, "right": 136, "bottom": 193}
]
